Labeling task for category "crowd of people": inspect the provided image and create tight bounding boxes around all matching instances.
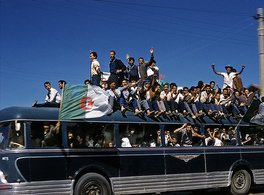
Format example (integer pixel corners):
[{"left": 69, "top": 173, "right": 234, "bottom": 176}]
[{"left": 33, "top": 48, "right": 261, "bottom": 120}]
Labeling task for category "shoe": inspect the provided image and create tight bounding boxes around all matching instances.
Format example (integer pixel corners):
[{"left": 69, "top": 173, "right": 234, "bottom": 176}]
[
  {"left": 155, "top": 111, "right": 162, "bottom": 117},
  {"left": 121, "top": 106, "right": 126, "bottom": 114},
  {"left": 134, "top": 109, "right": 141, "bottom": 116},
  {"left": 166, "top": 111, "right": 173, "bottom": 116},
  {"left": 147, "top": 110, "right": 154, "bottom": 117},
  {"left": 173, "top": 110, "right": 180, "bottom": 117}
]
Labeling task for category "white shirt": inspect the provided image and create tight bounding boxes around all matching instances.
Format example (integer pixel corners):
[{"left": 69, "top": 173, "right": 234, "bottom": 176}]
[
  {"left": 106, "top": 88, "right": 121, "bottom": 99},
  {"left": 220, "top": 72, "right": 236, "bottom": 89},
  {"left": 259, "top": 102, "right": 264, "bottom": 114},
  {"left": 200, "top": 91, "right": 212, "bottom": 103},
  {"left": 174, "top": 93, "right": 184, "bottom": 104},
  {"left": 147, "top": 66, "right": 159, "bottom": 77},
  {"left": 160, "top": 91, "right": 171, "bottom": 101},
  {"left": 45, "top": 87, "right": 61, "bottom": 103},
  {"left": 121, "top": 137, "right": 132, "bottom": 147},
  {"left": 214, "top": 138, "right": 223, "bottom": 146},
  {"left": 91, "top": 59, "right": 100, "bottom": 76}
]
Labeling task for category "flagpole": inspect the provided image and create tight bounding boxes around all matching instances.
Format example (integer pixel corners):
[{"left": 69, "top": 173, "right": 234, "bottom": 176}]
[{"left": 58, "top": 82, "right": 65, "bottom": 122}]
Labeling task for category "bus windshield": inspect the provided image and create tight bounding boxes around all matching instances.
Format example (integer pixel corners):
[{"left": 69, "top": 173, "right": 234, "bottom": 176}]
[
  {"left": 0, "top": 121, "right": 25, "bottom": 149},
  {"left": 0, "top": 122, "right": 10, "bottom": 150}
]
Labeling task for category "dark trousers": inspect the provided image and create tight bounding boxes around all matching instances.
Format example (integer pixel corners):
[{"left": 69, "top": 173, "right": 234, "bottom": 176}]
[{"left": 91, "top": 75, "right": 101, "bottom": 86}]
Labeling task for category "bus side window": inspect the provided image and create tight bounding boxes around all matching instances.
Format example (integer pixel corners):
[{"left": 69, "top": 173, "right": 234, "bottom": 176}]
[
  {"left": 240, "top": 126, "right": 264, "bottom": 146},
  {"left": 67, "top": 123, "right": 115, "bottom": 148},
  {"left": 119, "top": 124, "right": 160, "bottom": 147}
]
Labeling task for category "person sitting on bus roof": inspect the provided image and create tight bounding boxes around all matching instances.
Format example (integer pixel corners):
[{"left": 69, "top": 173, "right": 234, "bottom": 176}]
[
  {"left": 138, "top": 80, "right": 155, "bottom": 117},
  {"left": 174, "top": 123, "right": 193, "bottom": 147},
  {"left": 118, "top": 79, "right": 142, "bottom": 115},
  {"left": 129, "top": 79, "right": 145, "bottom": 115},
  {"left": 189, "top": 86, "right": 205, "bottom": 118},
  {"left": 219, "top": 88, "right": 233, "bottom": 116},
  {"left": 181, "top": 87, "right": 197, "bottom": 119},
  {"left": 151, "top": 83, "right": 167, "bottom": 117},
  {"left": 169, "top": 83, "right": 182, "bottom": 116},
  {"left": 160, "top": 83, "right": 175, "bottom": 116},
  {"left": 32, "top": 81, "right": 61, "bottom": 108},
  {"left": 232, "top": 90, "right": 248, "bottom": 115},
  {"left": 209, "top": 80, "right": 220, "bottom": 95},
  {"left": 106, "top": 81, "right": 121, "bottom": 113}
]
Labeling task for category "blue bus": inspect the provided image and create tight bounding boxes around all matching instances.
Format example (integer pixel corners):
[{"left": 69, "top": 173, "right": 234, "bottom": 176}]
[{"left": 0, "top": 105, "right": 263, "bottom": 195}]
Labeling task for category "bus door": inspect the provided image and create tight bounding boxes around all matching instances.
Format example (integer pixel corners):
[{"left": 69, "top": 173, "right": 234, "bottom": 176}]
[{"left": 163, "top": 124, "right": 206, "bottom": 191}]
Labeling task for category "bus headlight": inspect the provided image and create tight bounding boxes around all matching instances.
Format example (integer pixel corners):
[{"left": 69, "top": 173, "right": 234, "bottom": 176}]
[{"left": 0, "top": 171, "right": 7, "bottom": 183}]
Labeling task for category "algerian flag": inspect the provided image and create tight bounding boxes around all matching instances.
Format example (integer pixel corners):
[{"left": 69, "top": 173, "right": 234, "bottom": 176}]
[{"left": 60, "top": 84, "right": 111, "bottom": 119}]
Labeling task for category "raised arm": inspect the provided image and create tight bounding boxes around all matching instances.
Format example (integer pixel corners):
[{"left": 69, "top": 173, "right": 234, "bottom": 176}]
[
  {"left": 174, "top": 123, "right": 187, "bottom": 133},
  {"left": 211, "top": 64, "right": 222, "bottom": 76},
  {"left": 236, "top": 64, "right": 246, "bottom": 75}
]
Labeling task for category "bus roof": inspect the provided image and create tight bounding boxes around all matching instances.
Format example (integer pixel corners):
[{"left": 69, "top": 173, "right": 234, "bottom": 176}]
[{"left": 0, "top": 106, "right": 250, "bottom": 126}]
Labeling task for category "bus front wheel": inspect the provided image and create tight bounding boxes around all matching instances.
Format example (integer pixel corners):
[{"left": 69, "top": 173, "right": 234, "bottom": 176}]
[
  {"left": 74, "top": 173, "right": 111, "bottom": 195},
  {"left": 230, "top": 169, "right": 251, "bottom": 195}
]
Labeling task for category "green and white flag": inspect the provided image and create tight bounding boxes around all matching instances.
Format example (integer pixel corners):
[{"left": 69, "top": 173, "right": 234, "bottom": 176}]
[{"left": 60, "top": 84, "right": 111, "bottom": 119}]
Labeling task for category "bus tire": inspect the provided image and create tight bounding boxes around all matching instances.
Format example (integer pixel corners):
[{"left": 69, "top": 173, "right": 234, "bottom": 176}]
[
  {"left": 230, "top": 169, "right": 251, "bottom": 195},
  {"left": 74, "top": 172, "right": 111, "bottom": 195}
]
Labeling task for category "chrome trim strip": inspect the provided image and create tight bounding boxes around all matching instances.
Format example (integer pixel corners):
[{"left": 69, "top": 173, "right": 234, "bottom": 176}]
[
  {"left": 6, "top": 180, "right": 73, "bottom": 195},
  {"left": 111, "top": 171, "right": 230, "bottom": 194},
  {"left": 254, "top": 169, "right": 264, "bottom": 184}
]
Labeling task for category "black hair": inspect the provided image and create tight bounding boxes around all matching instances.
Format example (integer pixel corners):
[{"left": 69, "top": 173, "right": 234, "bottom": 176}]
[
  {"left": 84, "top": 79, "right": 91, "bottom": 84},
  {"left": 128, "top": 57, "right": 135, "bottom": 61},
  {"left": 90, "top": 51, "right": 98, "bottom": 59},
  {"left": 44, "top": 81, "right": 50, "bottom": 86},
  {"left": 58, "top": 80, "right": 67, "bottom": 85},
  {"left": 110, "top": 50, "right": 116, "bottom": 55}
]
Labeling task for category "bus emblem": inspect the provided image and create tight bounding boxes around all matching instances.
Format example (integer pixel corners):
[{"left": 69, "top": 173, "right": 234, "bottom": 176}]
[{"left": 173, "top": 155, "right": 200, "bottom": 162}]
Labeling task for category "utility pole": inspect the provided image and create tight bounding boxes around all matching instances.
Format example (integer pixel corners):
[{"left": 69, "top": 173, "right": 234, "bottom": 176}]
[{"left": 257, "top": 8, "right": 264, "bottom": 97}]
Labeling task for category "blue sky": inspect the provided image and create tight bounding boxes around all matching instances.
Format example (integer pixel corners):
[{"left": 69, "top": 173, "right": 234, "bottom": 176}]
[{"left": 0, "top": 0, "right": 263, "bottom": 109}]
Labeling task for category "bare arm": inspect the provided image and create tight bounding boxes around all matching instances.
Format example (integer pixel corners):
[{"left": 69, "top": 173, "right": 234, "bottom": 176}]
[
  {"left": 236, "top": 64, "right": 245, "bottom": 75},
  {"left": 211, "top": 64, "right": 222, "bottom": 76},
  {"left": 174, "top": 123, "right": 187, "bottom": 133}
]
